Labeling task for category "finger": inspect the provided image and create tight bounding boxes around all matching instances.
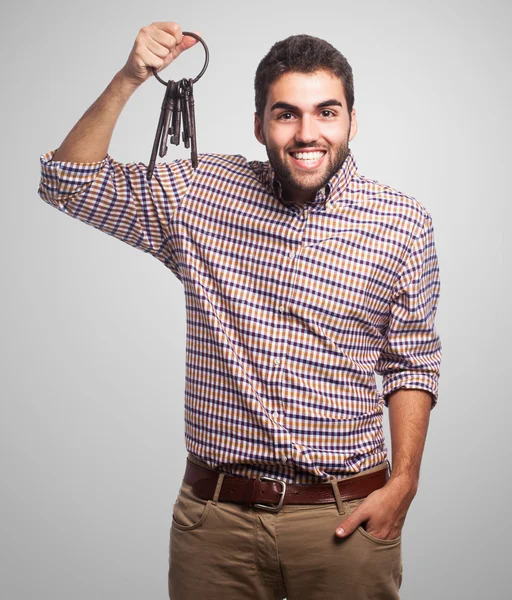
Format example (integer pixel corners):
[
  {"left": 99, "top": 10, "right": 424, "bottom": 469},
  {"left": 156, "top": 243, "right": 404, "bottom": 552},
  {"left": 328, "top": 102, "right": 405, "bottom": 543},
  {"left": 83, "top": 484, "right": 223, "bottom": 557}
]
[
  {"left": 149, "top": 28, "right": 181, "bottom": 51},
  {"left": 150, "top": 22, "right": 199, "bottom": 56},
  {"left": 335, "top": 506, "right": 367, "bottom": 538},
  {"left": 146, "top": 23, "right": 182, "bottom": 60},
  {"left": 144, "top": 36, "right": 172, "bottom": 61},
  {"left": 144, "top": 25, "right": 199, "bottom": 73},
  {"left": 152, "top": 22, "right": 183, "bottom": 45},
  {"left": 134, "top": 44, "right": 167, "bottom": 74}
]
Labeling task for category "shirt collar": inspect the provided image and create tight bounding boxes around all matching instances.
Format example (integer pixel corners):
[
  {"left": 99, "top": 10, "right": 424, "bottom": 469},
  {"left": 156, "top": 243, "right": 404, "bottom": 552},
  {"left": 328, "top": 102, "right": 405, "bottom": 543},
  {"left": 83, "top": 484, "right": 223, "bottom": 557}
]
[{"left": 259, "top": 148, "right": 358, "bottom": 212}]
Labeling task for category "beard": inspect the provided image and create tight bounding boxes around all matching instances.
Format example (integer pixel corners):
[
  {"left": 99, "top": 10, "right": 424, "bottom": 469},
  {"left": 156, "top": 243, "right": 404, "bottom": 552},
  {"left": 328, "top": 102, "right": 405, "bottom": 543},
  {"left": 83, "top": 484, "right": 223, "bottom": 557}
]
[{"left": 264, "top": 135, "right": 350, "bottom": 201}]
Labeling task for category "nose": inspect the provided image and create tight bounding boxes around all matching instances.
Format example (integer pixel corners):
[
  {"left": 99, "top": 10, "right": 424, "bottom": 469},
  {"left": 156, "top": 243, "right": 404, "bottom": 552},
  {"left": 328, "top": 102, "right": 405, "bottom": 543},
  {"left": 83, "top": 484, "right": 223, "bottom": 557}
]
[{"left": 295, "top": 114, "right": 319, "bottom": 144}]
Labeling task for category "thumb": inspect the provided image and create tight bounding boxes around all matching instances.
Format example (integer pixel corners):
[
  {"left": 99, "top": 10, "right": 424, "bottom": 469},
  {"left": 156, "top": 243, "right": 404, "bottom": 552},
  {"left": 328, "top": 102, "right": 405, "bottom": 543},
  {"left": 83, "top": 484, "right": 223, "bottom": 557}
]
[
  {"left": 175, "top": 30, "right": 202, "bottom": 56},
  {"left": 335, "top": 507, "right": 365, "bottom": 538}
]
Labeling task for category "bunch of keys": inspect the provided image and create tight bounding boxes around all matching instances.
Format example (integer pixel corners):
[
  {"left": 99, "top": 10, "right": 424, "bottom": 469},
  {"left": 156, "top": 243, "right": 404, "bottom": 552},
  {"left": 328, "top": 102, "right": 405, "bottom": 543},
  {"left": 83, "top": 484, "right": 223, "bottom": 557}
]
[{"left": 146, "top": 32, "right": 209, "bottom": 181}]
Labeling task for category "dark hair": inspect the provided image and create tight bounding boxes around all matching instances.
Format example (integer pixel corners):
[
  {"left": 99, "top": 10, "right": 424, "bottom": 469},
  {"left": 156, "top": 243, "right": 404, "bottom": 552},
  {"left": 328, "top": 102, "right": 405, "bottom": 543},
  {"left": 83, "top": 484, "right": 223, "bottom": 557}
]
[{"left": 254, "top": 34, "right": 355, "bottom": 124}]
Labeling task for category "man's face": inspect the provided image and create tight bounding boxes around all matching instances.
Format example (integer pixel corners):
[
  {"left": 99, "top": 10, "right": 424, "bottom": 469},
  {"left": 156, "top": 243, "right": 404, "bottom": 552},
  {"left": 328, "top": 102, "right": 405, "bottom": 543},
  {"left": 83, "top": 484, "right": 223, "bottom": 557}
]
[{"left": 254, "top": 69, "right": 357, "bottom": 204}]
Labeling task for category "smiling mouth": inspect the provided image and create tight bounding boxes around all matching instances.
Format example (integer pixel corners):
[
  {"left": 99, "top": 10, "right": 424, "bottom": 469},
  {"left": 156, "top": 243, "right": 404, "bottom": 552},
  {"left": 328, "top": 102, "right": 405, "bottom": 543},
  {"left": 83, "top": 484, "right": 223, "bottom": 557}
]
[{"left": 289, "top": 150, "right": 327, "bottom": 170}]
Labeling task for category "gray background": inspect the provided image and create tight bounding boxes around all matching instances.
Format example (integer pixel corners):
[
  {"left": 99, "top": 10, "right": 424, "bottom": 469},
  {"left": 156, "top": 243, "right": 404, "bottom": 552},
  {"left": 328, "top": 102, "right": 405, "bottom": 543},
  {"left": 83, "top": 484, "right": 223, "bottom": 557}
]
[{"left": 2, "top": 0, "right": 510, "bottom": 597}]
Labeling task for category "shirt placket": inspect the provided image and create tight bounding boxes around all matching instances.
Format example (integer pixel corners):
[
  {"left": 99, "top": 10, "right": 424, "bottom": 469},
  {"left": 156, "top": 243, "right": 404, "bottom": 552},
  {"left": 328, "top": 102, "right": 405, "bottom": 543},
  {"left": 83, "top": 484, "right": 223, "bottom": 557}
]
[{"left": 268, "top": 202, "right": 313, "bottom": 469}]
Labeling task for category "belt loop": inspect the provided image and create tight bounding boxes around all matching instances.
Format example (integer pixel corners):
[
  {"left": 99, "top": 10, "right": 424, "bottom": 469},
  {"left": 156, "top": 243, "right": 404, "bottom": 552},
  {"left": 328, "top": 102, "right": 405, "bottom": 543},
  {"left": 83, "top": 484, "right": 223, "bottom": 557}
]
[
  {"left": 212, "top": 472, "right": 225, "bottom": 505},
  {"left": 329, "top": 478, "right": 346, "bottom": 515}
]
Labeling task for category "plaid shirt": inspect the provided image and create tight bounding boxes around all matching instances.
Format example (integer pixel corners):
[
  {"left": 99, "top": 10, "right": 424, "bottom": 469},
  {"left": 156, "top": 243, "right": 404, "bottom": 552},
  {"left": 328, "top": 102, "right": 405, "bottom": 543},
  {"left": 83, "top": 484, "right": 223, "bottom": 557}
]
[{"left": 38, "top": 148, "right": 442, "bottom": 483}]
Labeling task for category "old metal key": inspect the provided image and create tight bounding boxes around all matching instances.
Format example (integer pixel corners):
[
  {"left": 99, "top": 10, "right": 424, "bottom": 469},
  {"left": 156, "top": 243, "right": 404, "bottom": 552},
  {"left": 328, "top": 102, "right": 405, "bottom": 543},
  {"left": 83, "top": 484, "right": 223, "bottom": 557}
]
[
  {"left": 181, "top": 80, "right": 191, "bottom": 149},
  {"left": 147, "top": 80, "right": 173, "bottom": 179},
  {"left": 186, "top": 79, "right": 198, "bottom": 168},
  {"left": 158, "top": 80, "right": 176, "bottom": 158},
  {"left": 170, "top": 85, "right": 182, "bottom": 146}
]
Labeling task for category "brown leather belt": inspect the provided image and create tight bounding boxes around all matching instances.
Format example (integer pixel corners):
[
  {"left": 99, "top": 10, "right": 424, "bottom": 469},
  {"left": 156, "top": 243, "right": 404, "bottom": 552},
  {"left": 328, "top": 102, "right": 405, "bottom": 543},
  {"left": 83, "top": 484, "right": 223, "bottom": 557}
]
[{"left": 184, "top": 459, "right": 389, "bottom": 513}]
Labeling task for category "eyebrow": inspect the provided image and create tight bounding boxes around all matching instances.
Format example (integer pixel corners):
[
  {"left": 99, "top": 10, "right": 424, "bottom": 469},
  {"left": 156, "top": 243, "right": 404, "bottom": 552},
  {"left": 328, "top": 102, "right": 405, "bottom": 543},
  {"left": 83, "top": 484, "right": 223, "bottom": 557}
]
[{"left": 270, "top": 99, "right": 343, "bottom": 112}]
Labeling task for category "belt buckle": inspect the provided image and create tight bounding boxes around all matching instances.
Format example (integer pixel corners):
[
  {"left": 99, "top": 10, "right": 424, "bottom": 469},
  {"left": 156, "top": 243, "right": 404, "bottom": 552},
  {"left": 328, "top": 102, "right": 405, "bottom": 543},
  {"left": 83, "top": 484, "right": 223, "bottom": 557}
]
[{"left": 253, "top": 476, "right": 287, "bottom": 512}]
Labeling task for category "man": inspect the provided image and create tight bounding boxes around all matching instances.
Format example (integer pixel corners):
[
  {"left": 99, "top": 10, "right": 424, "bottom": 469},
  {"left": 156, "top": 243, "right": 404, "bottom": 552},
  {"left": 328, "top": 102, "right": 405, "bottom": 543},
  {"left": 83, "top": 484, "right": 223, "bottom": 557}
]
[{"left": 38, "top": 22, "right": 442, "bottom": 600}]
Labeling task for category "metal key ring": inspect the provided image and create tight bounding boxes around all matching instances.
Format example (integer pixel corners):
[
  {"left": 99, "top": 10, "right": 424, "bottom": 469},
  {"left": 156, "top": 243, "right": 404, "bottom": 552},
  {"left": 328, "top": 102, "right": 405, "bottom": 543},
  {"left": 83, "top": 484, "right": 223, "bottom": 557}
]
[{"left": 151, "top": 31, "right": 209, "bottom": 86}]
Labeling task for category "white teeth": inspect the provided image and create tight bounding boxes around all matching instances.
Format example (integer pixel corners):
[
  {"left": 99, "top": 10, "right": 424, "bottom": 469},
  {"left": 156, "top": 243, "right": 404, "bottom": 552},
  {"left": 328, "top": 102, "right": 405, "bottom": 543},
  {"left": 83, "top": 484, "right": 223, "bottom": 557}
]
[{"left": 291, "top": 151, "right": 325, "bottom": 161}]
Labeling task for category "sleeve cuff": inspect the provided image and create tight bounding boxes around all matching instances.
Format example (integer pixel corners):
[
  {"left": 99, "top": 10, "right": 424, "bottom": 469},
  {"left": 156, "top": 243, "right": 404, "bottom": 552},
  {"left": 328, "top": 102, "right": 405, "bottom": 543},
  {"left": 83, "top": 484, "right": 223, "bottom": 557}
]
[
  {"left": 39, "top": 148, "right": 109, "bottom": 202},
  {"left": 382, "top": 371, "right": 439, "bottom": 408}
]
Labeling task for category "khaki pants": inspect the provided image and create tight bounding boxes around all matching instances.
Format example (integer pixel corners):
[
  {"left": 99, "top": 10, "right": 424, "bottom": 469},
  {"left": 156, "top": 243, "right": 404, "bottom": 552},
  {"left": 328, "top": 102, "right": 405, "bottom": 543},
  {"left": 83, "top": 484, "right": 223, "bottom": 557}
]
[{"left": 168, "top": 454, "right": 403, "bottom": 599}]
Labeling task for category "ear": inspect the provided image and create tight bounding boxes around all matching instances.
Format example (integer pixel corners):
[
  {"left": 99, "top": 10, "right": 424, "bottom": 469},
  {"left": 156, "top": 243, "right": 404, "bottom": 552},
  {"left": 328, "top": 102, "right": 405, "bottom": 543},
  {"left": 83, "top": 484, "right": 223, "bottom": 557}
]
[
  {"left": 254, "top": 113, "right": 265, "bottom": 145},
  {"left": 348, "top": 108, "right": 358, "bottom": 142}
]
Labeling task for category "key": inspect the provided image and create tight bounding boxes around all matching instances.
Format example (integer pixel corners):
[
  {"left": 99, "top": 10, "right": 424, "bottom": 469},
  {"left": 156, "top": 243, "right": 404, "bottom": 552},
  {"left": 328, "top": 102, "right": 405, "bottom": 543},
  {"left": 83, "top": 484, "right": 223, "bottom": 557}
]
[
  {"left": 187, "top": 78, "right": 198, "bottom": 168},
  {"left": 147, "top": 81, "right": 174, "bottom": 181},
  {"left": 159, "top": 80, "right": 176, "bottom": 158},
  {"left": 181, "top": 79, "right": 192, "bottom": 149},
  {"left": 171, "top": 86, "right": 182, "bottom": 146}
]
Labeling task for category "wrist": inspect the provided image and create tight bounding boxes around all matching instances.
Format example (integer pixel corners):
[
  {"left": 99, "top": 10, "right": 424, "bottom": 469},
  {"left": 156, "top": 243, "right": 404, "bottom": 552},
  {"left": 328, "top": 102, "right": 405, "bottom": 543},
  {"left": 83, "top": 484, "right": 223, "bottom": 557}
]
[
  {"left": 113, "top": 69, "right": 142, "bottom": 97},
  {"left": 387, "top": 471, "right": 419, "bottom": 501}
]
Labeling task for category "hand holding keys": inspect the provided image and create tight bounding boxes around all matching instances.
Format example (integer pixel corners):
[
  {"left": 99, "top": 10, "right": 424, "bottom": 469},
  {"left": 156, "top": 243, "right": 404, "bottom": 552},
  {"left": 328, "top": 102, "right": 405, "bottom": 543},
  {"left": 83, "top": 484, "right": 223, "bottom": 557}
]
[{"left": 146, "top": 32, "right": 209, "bottom": 181}]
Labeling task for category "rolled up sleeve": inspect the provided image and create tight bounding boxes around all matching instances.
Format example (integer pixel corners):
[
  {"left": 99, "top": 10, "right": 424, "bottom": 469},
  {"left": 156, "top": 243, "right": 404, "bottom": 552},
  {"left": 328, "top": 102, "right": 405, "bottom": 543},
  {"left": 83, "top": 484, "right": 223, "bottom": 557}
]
[
  {"left": 37, "top": 148, "right": 194, "bottom": 274},
  {"left": 376, "top": 211, "right": 442, "bottom": 409}
]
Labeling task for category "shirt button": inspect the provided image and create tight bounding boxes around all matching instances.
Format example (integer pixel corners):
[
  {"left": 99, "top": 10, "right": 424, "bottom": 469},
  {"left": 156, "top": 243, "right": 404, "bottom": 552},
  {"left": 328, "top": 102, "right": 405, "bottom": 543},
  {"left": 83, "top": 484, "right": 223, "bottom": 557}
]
[
  {"left": 273, "top": 358, "right": 281, "bottom": 365},
  {"left": 278, "top": 304, "right": 286, "bottom": 313},
  {"left": 288, "top": 251, "right": 296, "bottom": 259},
  {"left": 280, "top": 454, "right": 287, "bottom": 463}
]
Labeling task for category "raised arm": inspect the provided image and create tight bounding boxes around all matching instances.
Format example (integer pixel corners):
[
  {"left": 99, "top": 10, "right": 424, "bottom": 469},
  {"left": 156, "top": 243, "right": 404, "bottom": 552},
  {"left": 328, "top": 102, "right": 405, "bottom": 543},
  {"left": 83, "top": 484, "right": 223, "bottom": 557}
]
[
  {"left": 39, "top": 22, "right": 200, "bottom": 274},
  {"left": 52, "top": 22, "right": 198, "bottom": 163}
]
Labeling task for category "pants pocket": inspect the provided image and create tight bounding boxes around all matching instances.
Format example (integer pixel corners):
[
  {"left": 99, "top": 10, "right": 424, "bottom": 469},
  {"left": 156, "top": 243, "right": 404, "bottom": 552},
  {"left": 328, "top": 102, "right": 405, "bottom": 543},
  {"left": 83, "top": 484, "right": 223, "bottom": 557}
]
[
  {"left": 340, "top": 497, "right": 403, "bottom": 589},
  {"left": 171, "top": 479, "right": 213, "bottom": 531},
  {"left": 345, "top": 497, "right": 402, "bottom": 545},
  {"left": 357, "top": 523, "right": 402, "bottom": 545}
]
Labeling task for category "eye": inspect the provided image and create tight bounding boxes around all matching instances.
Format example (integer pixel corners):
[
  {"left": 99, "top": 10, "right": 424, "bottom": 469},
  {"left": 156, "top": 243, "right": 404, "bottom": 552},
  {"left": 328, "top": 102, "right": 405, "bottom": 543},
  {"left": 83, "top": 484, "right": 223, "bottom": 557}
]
[
  {"left": 277, "top": 112, "right": 295, "bottom": 121},
  {"left": 320, "top": 109, "right": 336, "bottom": 118}
]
